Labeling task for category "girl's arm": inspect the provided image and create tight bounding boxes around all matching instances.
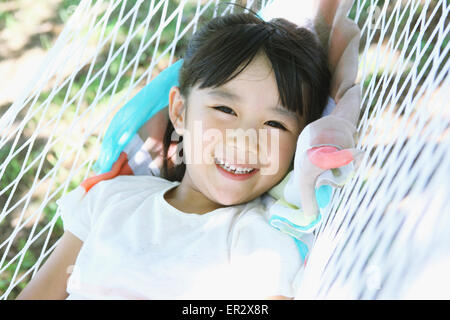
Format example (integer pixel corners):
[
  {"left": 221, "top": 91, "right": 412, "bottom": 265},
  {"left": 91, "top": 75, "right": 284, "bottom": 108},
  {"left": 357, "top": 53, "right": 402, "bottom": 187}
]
[{"left": 16, "top": 231, "right": 83, "bottom": 300}]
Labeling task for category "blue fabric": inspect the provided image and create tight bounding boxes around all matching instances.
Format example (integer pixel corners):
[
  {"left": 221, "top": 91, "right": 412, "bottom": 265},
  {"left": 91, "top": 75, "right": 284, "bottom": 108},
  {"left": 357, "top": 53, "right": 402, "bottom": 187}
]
[
  {"left": 269, "top": 213, "right": 322, "bottom": 233},
  {"left": 293, "top": 238, "right": 309, "bottom": 262},
  {"left": 92, "top": 59, "right": 184, "bottom": 174},
  {"left": 316, "top": 185, "right": 332, "bottom": 209}
]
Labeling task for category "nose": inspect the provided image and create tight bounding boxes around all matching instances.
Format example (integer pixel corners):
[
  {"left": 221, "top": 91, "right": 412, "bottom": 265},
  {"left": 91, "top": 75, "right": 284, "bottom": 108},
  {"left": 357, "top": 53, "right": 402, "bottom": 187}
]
[
  {"left": 226, "top": 128, "right": 258, "bottom": 153},
  {"left": 220, "top": 123, "right": 272, "bottom": 167}
]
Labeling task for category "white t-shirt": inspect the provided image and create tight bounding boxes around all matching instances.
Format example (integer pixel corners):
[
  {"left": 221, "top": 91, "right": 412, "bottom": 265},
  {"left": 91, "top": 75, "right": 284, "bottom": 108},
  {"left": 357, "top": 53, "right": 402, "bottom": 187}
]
[{"left": 56, "top": 175, "right": 303, "bottom": 299}]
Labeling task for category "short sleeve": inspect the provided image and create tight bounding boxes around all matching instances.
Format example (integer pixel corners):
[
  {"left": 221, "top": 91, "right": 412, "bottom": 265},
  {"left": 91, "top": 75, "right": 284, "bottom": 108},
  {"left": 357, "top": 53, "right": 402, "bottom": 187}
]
[
  {"left": 56, "top": 181, "right": 108, "bottom": 242},
  {"left": 230, "top": 211, "right": 303, "bottom": 298}
]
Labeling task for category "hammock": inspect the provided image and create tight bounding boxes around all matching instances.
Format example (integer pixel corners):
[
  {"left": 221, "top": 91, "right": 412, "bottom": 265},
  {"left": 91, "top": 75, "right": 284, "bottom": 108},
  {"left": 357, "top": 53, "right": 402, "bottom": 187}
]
[{"left": 0, "top": 0, "right": 448, "bottom": 299}]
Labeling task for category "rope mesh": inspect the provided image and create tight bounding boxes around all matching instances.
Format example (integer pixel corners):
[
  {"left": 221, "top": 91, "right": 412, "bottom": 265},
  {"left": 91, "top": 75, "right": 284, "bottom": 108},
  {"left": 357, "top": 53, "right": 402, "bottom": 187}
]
[{"left": 0, "top": 0, "right": 448, "bottom": 299}]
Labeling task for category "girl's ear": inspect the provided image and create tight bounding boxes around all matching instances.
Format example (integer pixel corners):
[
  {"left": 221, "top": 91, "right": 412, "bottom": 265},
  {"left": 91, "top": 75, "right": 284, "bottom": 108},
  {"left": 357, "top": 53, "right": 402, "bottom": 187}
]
[{"left": 168, "top": 86, "right": 186, "bottom": 136}]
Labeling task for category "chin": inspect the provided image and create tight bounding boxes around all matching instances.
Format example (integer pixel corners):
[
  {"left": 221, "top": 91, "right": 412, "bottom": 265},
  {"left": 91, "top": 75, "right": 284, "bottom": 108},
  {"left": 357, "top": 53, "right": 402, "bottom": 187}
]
[
  {"left": 211, "top": 191, "right": 246, "bottom": 206},
  {"left": 212, "top": 188, "right": 260, "bottom": 206}
]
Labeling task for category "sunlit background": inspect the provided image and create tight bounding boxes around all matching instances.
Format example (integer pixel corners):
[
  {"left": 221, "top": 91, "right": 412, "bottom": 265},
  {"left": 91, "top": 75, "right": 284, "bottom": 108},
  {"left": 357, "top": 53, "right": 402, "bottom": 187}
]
[{"left": 0, "top": 0, "right": 448, "bottom": 299}]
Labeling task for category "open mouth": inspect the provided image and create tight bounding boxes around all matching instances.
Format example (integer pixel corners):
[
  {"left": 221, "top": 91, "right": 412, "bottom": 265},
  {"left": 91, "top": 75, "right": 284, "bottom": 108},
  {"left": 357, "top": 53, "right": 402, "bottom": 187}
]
[{"left": 214, "top": 157, "right": 259, "bottom": 180}]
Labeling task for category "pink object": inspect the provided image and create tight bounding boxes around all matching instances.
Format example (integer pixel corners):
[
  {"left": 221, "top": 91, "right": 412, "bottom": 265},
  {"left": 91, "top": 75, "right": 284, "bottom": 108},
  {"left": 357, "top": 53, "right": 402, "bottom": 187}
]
[
  {"left": 81, "top": 152, "right": 133, "bottom": 193},
  {"left": 307, "top": 146, "right": 354, "bottom": 170}
]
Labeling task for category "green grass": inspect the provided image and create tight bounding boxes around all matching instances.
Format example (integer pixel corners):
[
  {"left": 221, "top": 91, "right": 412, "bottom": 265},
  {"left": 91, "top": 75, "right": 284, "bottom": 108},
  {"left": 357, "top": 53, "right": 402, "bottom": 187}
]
[{"left": 0, "top": 0, "right": 444, "bottom": 299}]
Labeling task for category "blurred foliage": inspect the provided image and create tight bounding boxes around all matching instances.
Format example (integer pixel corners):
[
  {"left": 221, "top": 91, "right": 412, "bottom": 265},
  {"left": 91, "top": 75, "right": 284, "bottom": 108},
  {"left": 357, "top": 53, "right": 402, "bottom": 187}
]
[
  {"left": 350, "top": 0, "right": 447, "bottom": 114},
  {"left": 0, "top": 0, "right": 446, "bottom": 299}
]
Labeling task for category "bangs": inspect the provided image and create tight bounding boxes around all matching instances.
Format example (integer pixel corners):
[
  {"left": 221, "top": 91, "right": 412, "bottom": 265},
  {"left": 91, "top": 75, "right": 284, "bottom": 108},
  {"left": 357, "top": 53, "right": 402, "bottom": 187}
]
[
  {"left": 186, "top": 23, "right": 272, "bottom": 90},
  {"left": 183, "top": 23, "right": 307, "bottom": 117},
  {"left": 179, "top": 13, "right": 330, "bottom": 125}
]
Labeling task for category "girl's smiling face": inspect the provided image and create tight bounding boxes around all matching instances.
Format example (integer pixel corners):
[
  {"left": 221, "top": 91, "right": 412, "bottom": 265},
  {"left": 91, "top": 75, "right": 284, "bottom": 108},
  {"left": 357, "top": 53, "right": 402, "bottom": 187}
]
[{"left": 168, "top": 53, "right": 304, "bottom": 209}]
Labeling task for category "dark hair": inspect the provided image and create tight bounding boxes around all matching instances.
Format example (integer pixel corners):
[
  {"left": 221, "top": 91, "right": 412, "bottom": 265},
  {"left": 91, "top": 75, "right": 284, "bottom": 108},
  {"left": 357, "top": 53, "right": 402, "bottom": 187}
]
[{"left": 162, "top": 11, "right": 331, "bottom": 181}]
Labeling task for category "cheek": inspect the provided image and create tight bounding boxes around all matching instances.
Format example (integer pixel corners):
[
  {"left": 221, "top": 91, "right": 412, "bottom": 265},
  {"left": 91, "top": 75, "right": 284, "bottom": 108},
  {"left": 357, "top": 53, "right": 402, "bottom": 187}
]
[
  {"left": 278, "top": 136, "right": 296, "bottom": 165},
  {"left": 183, "top": 112, "right": 226, "bottom": 164},
  {"left": 262, "top": 133, "right": 296, "bottom": 176}
]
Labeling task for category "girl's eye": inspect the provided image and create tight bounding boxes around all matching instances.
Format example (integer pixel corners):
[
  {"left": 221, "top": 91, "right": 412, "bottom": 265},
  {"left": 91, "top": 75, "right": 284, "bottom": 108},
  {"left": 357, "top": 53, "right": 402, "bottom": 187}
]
[
  {"left": 265, "top": 120, "right": 287, "bottom": 131},
  {"left": 213, "top": 106, "right": 236, "bottom": 116},
  {"left": 212, "top": 106, "right": 286, "bottom": 130}
]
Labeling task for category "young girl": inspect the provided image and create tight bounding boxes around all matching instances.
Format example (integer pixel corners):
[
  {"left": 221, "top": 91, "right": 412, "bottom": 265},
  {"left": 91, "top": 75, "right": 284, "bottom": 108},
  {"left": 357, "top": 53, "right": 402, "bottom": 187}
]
[{"left": 17, "top": 12, "right": 330, "bottom": 300}]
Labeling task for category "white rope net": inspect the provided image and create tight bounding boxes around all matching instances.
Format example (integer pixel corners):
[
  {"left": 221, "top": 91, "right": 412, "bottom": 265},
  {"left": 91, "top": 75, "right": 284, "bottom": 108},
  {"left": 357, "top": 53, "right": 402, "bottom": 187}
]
[{"left": 0, "top": 0, "right": 448, "bottom": 299}]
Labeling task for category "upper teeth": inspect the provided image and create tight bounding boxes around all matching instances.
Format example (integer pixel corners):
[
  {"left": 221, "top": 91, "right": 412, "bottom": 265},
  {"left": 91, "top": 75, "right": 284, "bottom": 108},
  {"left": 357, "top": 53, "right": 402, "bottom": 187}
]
[{"left": 215, "top": 158, "right": 254, "bottom": 173}]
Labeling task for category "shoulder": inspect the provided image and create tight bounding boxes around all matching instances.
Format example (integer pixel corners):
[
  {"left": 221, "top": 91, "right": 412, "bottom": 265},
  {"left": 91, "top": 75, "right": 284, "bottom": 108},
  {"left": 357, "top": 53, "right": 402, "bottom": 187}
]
[
  {"left": 90, "top": 175, "right": 177, "bottom": 196},
  {"left": 82, "top": 175, "right": 177, "bottom": 212},
  {"left": 232, "top": 197, "right": 300, "bottom": 260}
]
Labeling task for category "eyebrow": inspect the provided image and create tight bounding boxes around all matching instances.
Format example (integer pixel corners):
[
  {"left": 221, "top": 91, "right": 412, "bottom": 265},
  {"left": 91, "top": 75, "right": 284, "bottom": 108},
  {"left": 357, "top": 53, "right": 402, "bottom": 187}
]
[
  {"left": 207, "top": 88, "right": 299, "bottom": 119},
  {"left": 270, "top": 106, "right": 298, "bottom": 119},
  {"left": 207, "top": 88, "right": 241, "bottom": 101}
]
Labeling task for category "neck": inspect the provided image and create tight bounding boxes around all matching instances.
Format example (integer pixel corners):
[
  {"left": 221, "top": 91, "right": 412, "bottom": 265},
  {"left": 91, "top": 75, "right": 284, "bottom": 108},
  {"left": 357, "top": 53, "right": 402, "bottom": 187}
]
[{"left": 164, "top": 171, "right": 225, "bottom": 215}]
